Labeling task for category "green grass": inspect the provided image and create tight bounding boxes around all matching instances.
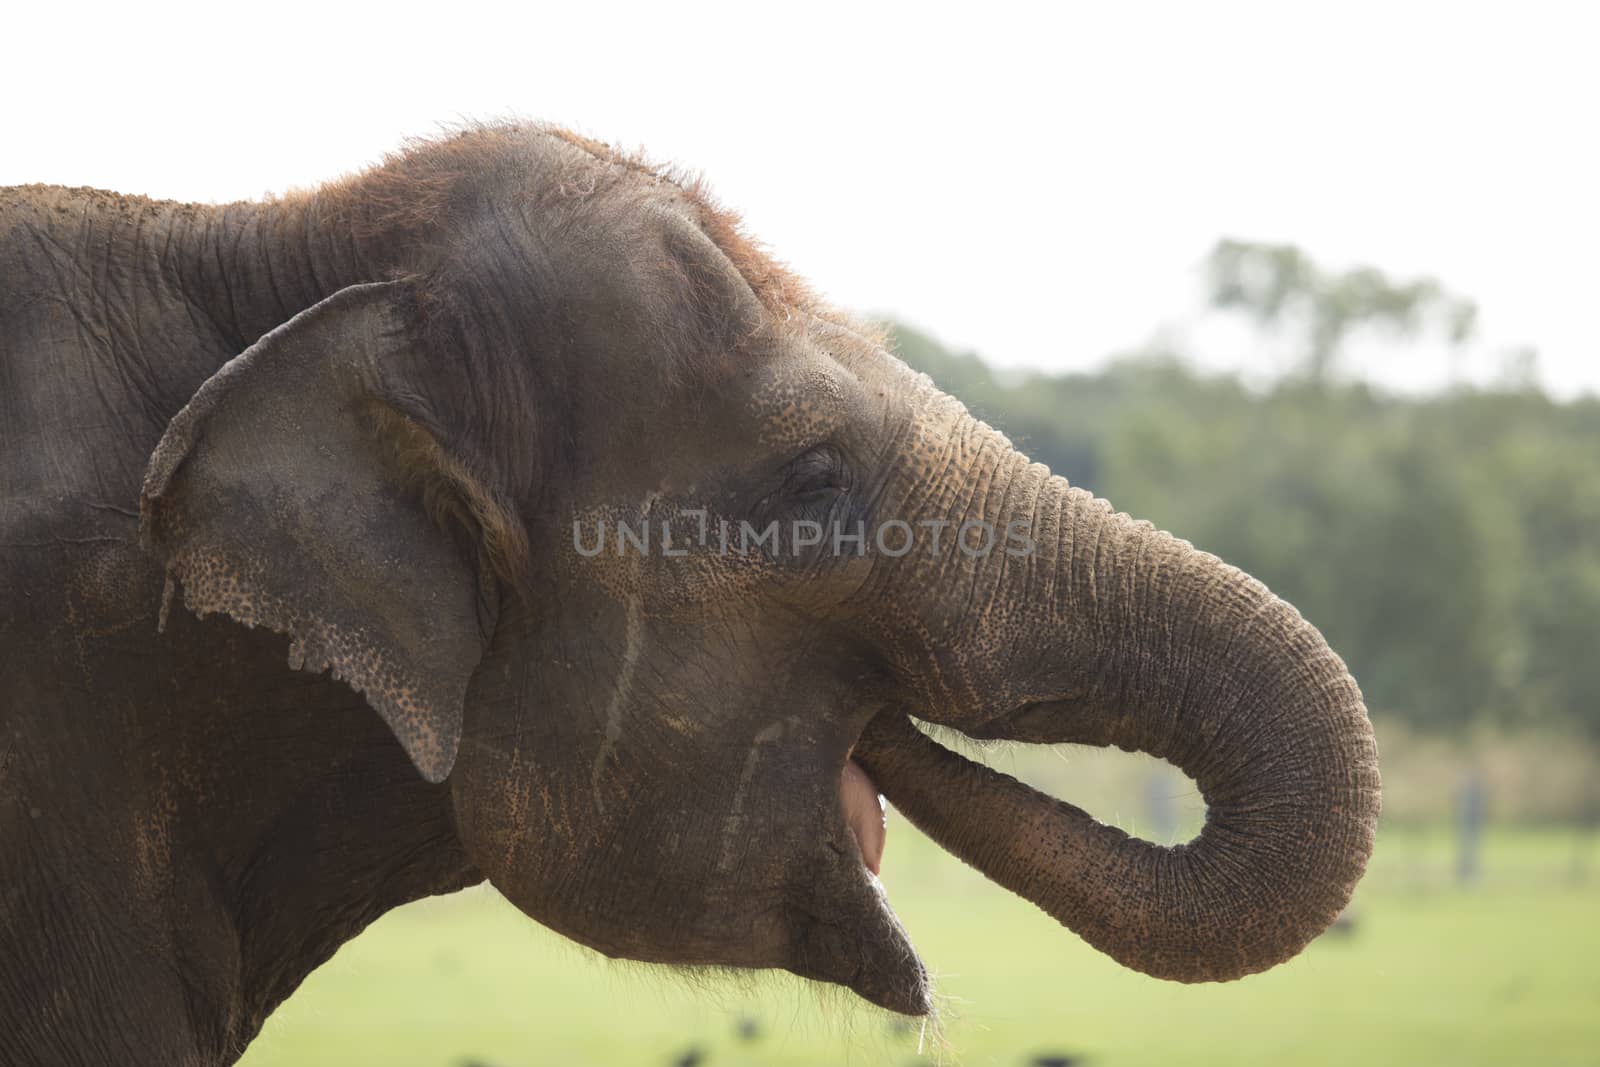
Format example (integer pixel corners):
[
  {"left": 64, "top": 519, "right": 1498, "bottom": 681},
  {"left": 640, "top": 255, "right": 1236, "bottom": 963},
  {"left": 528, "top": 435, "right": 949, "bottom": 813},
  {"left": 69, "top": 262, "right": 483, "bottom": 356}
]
[{"left": 239, "top": 824, "right": 1600, "bottom": 1067}]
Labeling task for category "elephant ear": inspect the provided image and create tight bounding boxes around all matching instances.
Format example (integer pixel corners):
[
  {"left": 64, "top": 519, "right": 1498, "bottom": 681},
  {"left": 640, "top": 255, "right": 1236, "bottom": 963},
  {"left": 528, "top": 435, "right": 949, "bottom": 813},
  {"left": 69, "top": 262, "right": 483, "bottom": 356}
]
[{"left": 142, "top": 281, "right": 494, "bottom": 783}]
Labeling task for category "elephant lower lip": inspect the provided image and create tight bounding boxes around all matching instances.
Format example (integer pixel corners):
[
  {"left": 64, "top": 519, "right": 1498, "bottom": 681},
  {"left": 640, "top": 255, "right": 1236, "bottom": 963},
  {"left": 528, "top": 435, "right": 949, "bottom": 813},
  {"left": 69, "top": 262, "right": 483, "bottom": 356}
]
[{"left": 841, "top": 758, "right": 887, "bottom": 875}]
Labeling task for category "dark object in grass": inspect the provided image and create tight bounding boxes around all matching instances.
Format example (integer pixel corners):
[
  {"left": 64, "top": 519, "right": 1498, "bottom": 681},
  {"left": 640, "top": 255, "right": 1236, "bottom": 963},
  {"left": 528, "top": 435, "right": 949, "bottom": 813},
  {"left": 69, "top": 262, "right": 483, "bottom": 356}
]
[
  {"left": 1031, "top": 1053, "right": 1082, "bottom": 1067},
  {"left": 735, "top": 1014, "right": 761, "bottom": 1042},
  {"left": 673, "top": 1045, "right": 705, "bottom": 1067}
]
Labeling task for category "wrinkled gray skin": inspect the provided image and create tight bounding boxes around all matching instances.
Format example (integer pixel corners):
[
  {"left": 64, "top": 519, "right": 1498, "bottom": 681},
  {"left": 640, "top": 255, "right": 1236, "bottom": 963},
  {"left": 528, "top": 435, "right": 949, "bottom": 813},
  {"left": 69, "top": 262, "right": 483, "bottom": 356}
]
[{"left": 0, "top": 125, "right": 1380, "bottom": 1065}]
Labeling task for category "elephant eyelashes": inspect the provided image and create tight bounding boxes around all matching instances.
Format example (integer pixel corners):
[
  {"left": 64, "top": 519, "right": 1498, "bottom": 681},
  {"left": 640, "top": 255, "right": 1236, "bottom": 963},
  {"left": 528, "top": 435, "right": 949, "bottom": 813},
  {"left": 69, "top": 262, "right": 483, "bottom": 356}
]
[{"left": 778, "top": 446, "right": 851, "bottom": 501}]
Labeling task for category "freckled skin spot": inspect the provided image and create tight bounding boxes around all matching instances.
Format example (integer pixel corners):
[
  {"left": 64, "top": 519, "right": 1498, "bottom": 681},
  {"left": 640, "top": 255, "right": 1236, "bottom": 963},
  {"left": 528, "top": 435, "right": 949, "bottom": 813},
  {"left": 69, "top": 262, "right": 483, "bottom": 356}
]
[{"left": 752, "top": 365, "right": 846, "bottom": 451}]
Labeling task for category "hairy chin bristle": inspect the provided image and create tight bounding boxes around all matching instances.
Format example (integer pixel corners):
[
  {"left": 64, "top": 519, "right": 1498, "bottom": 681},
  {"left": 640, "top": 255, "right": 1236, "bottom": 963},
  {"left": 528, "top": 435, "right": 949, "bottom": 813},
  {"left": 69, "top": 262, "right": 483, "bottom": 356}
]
[{"left": 546, "top": 947, "right": 955, "bottom": 1060}]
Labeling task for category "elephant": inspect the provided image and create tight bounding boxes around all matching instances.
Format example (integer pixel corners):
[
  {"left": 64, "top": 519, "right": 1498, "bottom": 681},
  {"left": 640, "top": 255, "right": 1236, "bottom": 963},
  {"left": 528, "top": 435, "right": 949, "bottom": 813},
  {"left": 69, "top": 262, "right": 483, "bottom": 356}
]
[{"left": 0, "top": 123, "right": 1380, "bottom": 1064}]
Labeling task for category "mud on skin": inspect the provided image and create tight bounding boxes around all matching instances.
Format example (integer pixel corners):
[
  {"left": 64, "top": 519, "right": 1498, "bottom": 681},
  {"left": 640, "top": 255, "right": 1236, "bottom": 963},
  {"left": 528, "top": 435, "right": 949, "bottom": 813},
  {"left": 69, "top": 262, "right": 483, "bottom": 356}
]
[{"left": 0, "top": 124, "right": 1379, "bottom": 1064}]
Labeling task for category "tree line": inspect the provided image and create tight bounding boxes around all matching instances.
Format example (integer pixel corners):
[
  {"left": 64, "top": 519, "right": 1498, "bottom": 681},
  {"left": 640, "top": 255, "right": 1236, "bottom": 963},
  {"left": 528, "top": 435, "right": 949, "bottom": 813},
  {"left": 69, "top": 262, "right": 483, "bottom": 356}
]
[{"left": 888, "top": 241, "right": 1600, "bottom": 748}]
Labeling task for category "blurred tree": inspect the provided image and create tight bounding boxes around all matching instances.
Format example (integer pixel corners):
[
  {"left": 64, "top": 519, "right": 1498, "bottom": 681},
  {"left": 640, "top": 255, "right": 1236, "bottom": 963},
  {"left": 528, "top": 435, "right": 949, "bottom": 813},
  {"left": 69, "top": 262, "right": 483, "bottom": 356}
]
[{"left": 1205, "top": 239, "right": 1479, "bottom": 384}]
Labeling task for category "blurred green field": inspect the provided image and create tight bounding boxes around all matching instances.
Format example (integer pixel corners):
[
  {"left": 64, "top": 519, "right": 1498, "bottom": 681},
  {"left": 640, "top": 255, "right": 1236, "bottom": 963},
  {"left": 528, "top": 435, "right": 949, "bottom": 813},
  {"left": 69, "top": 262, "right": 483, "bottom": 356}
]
[{"left": 239, "top": 814, "right": 1599, "bottom": 1067}]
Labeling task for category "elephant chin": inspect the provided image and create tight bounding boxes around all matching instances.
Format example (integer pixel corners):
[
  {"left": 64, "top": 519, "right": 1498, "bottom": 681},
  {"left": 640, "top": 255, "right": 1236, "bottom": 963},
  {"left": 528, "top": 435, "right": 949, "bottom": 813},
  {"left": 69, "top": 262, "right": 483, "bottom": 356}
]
[{"left": 785, "top": 860, "right": 931, "bottom": 1016}]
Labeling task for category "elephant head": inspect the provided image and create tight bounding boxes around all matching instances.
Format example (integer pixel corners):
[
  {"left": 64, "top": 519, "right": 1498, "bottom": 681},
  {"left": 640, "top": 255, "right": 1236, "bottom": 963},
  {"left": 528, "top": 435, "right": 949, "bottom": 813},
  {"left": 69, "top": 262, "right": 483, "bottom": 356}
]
[{"left": 140, "top": 125, "right": 1380, "bottom": 1015}]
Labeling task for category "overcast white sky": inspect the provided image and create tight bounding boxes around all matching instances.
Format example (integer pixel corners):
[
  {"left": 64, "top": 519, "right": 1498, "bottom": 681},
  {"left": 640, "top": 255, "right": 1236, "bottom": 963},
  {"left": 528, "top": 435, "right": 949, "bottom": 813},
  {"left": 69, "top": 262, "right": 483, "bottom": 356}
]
[{"left": 6, "top": 2, "right": 1595, "bottom": 396}]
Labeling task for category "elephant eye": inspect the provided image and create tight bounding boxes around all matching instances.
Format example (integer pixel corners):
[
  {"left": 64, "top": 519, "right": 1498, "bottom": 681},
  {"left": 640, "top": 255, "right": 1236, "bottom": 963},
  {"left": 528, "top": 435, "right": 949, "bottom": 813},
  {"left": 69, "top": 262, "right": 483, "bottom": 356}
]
[
  {"left": 749, "top": 446, "right": 851, "bottom": 530},
  {"left": 743, "top": 446, "right": 861, "bottom": 565},
  {"left": 779, "top": 446, "right": 850, "bottom": 500}
]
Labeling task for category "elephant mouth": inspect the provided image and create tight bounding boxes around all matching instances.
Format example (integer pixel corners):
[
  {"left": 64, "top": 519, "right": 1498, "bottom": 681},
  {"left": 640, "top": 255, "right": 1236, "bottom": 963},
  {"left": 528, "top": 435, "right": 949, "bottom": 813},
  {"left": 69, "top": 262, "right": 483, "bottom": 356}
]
[
  {"left": 816, "top": 707, "right": 1063, "bottom": 1015},
  {"left": 779, "top": 733, "right": 925, "bottom": 1016},
  {"left": 840, "top": 757, "right": 887, "bottom": 875},
  {"left": 816, "top": 709, "right": 1008, "bottom": 1015}
]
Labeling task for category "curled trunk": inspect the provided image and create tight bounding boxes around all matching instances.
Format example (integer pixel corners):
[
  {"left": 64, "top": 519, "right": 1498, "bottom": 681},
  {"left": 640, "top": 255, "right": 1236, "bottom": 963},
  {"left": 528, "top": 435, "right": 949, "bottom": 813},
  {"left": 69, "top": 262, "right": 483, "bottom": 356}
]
[{"left": 856, "top": 482, "right": 1381, "bottom": 981}]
